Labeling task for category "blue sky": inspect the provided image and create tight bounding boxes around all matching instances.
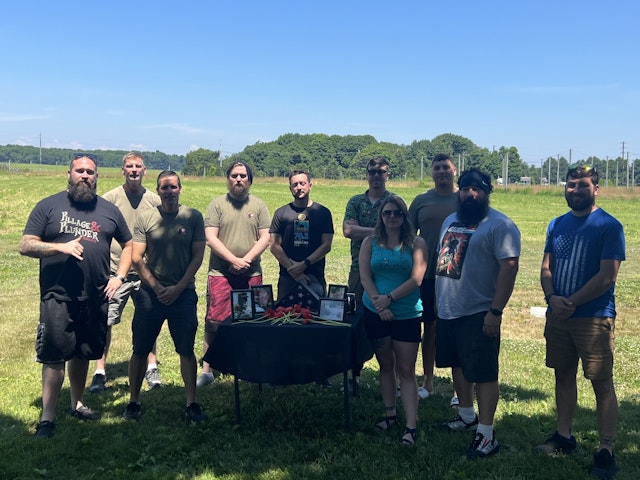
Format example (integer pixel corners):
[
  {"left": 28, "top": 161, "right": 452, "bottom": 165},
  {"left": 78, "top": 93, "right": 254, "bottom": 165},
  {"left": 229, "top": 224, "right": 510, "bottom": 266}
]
[{"left": 1, "top": 1, "right": 638, "bottom": 165}]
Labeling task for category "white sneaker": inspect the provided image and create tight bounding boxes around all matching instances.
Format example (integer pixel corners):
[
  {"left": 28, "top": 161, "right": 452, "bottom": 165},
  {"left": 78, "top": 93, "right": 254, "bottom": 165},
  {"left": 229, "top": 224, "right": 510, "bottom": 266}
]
[
  {"left": 196, "top": 372, "right": 215, "bottom": 388},
  {"left": 450, "top": 395, "right": 459, "bottom": 407},
  {"left": 418, "top": 387, "right": 431, "bottom": 400},
  {"left": 465, "top": 430, "right": 500, "bottom": 458}
]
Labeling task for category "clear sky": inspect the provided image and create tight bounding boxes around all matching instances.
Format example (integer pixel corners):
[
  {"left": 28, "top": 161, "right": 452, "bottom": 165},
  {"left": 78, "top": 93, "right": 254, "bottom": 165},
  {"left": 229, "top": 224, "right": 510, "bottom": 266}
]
[{"left": 1, "top": 1, "right": 638, "bottom": 165}]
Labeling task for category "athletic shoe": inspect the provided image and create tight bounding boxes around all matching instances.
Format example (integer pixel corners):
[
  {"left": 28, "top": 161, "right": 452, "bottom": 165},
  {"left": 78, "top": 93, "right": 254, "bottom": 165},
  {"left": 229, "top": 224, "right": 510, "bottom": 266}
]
[
  {"left": 590, "top": 449, "right": 617, "bottom": 479},
  {"left": 34, "top": 420, "right": 55, "bottom": 439},
  {"left": 185, "top": 402, "right": 207, "bottom": 424},
  {"left": 465, "top": 430, "right": 500, "bottom": 458},
  {"left": 88, "top": 373, "right": 106, "bottom": 393},
  {"left": 418, "top": 387, "right": 431, "bottom": 400},
  {"left": 442, "top": 414, "right": 478, "bottom": 432},
  {"left": 69, "top": 405, "right": 100, "bottom": 421},
  {"left": 145, "top": 367, "right": 161, "bottom": 389},
  {"left": 122, "top": 402, "right": 142, "bottom": 420},
  {"left": 196, "top": 372, "right": 215, "bottom": 388},
  {"left": 450, "top": 395, "right": 459, "bottom": 407},
  {"left": 536, "top": 431, "right": 577, "bottom": 455}
]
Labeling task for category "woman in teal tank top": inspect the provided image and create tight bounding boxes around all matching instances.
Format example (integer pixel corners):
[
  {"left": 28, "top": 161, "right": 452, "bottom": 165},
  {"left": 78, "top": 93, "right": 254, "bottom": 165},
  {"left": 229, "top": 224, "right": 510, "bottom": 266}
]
[{"left": 359, "top": 195, "right": 427, "bottom": 446}]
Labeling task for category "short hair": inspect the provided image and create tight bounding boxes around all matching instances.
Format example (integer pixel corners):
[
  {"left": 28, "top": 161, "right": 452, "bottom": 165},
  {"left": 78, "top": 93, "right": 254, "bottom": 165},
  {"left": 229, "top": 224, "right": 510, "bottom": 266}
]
[
  {"left": 367, "top": 156, "right": 390, "bottom": 169},
  {"left": 289, "top": 169, "right": 311, "bottom": 183},
  {"left": 122, "top": 151, "right": 144, "bottom": 167},
  {"left": 226, "top": 161, "right": 253, "bottom": 184},
  {"left": 432, "top": 153, "right": 453, "bottom": 164},
  {"left": 566, "top": 163, "right": 599, "bottom": 185},
  {"left": 69, "top": 153, "right": 98, "bottom": 170},
  {"left": 156, "top": 170, "right": 181, "bottom": 188}
]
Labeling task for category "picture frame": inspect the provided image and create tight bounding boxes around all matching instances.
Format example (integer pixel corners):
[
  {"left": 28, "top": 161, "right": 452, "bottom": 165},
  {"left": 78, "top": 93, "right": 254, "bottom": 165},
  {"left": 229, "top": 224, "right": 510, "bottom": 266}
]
[
  {"left": 231, "top": 289, "right": 254, "bottom": 320},
  {"left": 327, "top": 284, "right": 347, "bottom": 299},
  {"left": 318, "top": 298, "right": 346, "bottom": 322},
  {"left": 251, "top": 284, "right": 274, "bottom": 315}
]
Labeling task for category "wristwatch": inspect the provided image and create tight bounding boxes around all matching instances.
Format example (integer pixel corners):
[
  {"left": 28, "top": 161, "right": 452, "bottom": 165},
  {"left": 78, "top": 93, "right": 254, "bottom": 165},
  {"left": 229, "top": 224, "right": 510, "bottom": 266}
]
[
  {"left": 387, "top": 292, "right": 394, "bottom": 303},
  {"left": 489, "top": 307, "right": 503, "bottom": 316},
  {"left": 113, "top": 273, "right": 126, "bottom": 282},
  {"left": 303, "top": 258, "right": 311, "bottom": 267}
]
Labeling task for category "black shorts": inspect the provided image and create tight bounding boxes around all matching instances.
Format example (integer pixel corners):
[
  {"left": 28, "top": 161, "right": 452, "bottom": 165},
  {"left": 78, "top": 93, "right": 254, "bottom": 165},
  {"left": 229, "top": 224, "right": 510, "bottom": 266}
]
[
  {"left": 419, "top": 278, "right": 436, "bottom": 323},
  {"left": 36, "top": 296, "right": 108, "bottom": 364},
  {"left": 435, "top": 311, "right": 500, "bottom": 383},
  {"left": 132, "top": 287, "right": 198, "bottom": 357},
  {"left": 363, "top": 307, "right": 421, "bottom": 343}
]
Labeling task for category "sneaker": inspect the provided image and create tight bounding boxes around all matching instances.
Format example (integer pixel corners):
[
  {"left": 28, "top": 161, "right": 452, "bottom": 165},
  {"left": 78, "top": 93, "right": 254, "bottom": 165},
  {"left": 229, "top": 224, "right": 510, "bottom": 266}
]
[
  {"left": 88, "top": 373, "right": 106, "bottom": 393},
  {"left": 34, "top": 420, "right": 55, "bottom": 439},
  {"left": 418, "top": 387, "right": 431, "bottom": 400},
  {"left": 442, "top": 414, "right": 478, "bottom": 432},
  {"left": 536, "top": 431, "right": 577, "bottom": 455},
  {"left": 185, "top": 402, "right": 207, "bottom": 424},
  {"left": 69, "top": 405, "right": 100, "bottom": 421},
  {"left": 196, "top": 372, "right": 215, "bottom": 388},
  {"left": 465, "top": 430, "right": 500, "bottom": 458},
  {"left": 145, "top": 367, "right": 161, "bottom": 389},
  {"left": 450, "top": 395, "right": 459, "bottom": 407},
  {"left": 122, "top": 402, "right": 142, "bottom": 420},
  {"left": 590, "top": 448, "right": 617, "bottom": 479}
]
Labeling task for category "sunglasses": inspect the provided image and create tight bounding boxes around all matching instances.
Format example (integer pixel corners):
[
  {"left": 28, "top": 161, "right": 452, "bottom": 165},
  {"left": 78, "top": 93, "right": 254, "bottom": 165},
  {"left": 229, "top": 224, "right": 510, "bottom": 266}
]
[
  {"left": 73, "top": 153, "right": 98, "bottom": 161},
  {"left": 367, "top": 169, "right": 389, "bottom": 176},
  {"left": 381, "top": 209, "right": 404, "bottom": 218},
  {"left": 567, "top": 163, "right": 595, "bottom": 175}
]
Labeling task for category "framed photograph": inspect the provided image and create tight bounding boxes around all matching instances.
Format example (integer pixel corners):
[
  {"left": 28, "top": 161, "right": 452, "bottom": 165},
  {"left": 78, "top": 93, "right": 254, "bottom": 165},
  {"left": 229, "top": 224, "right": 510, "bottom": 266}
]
[
  {"left": 328, "top": 284, "right": 347, "bottom": 299},
  {"left": 318, "top": 298, "right": 346, "bottom": 322},
  {"left": 231, "top": 289, "right": 254, "bottom": 320},
  {"left": 251, "top": 284, "right": 274, "bottom": 315}
]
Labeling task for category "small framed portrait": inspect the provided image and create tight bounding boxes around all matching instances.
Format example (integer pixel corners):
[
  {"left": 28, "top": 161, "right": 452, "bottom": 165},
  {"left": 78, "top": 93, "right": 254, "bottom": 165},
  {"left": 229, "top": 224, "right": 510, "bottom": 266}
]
[
  {"left": 231, "top": 289, "right": 254, "bottom": 320},
  {"left": 318, "top": 298, "right": 346, "bottom": 322},
  {"left": 251, "top": 284, "right": 274, "bottom": 315},
  {"left": 328, "top": 284, "right": 347, "bottom": 299}
]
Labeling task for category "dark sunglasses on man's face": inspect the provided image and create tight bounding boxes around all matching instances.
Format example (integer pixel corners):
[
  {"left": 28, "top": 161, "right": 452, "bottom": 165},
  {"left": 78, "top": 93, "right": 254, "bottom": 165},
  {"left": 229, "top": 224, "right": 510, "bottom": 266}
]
[
  {"left": 73, "top": 153, "right": 98, "bottom": 161},
  {"left": 381, "top": 209, "right": 404, "bottom": 218},
  {"left": 367, "top": 169, "right": 388, "bottom": 176}
]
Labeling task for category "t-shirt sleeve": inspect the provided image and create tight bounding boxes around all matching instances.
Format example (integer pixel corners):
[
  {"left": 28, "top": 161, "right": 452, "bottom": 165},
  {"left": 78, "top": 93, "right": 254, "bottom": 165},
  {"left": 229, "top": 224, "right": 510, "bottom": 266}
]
[{"left": 344, "top": 196, "right": 357, "bottom": 222}]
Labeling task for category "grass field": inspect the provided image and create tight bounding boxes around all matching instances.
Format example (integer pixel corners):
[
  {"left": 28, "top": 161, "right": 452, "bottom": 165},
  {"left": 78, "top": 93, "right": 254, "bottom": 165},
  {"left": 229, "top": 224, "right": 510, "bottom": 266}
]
[{"left": 1, "top": 167, "right": 639, "bottom": 479}]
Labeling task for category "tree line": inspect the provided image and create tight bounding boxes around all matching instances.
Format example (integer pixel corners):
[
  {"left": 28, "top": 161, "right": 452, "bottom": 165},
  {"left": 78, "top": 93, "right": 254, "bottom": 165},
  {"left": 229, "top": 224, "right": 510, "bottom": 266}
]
[{"left": 2, "top": 134, "right": 638, "bottom": 185}]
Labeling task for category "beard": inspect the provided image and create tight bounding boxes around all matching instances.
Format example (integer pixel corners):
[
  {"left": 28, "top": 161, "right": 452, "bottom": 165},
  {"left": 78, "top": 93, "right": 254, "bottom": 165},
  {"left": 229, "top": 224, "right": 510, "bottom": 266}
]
[
  {"left": 68, "top": 179, "right": 97, "bottom": 204},
  {"left": 457, "top": 195, "right": 489, "bottom": 226},
  {"left": 229, "top": 183, "right": 248, "bottom": 198},
  {"left": 566, "top": 192, "right": 595, "bottom": 212}
]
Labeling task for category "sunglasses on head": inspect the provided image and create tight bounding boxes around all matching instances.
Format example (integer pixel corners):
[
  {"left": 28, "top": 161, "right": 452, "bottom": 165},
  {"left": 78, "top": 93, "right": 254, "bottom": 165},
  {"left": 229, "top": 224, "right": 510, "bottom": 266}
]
[
  {"left": 73, "top": 153, "right": 98, "bottom": 161},
  {"left": 567, "top": 163, "right": 595, "bottom": 175},
  {"left": 381, "top": 209, "right": 404, "bottom": 218},
  {"left": 367, "top": 169, "right": 389, "bottom": 176}
]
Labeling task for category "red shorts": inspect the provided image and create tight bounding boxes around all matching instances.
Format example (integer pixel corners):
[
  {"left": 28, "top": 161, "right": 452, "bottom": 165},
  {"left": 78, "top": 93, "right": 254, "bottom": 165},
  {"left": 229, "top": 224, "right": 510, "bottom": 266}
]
[{"left": 205, "top": 274, "right": 263, "bottom": 324}]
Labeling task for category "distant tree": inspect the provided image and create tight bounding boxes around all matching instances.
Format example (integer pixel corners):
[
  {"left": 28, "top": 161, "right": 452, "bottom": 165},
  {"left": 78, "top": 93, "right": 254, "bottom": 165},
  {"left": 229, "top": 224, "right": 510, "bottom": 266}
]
[{"left": 182, "top": 148, "right": 220, "bottom": 176}]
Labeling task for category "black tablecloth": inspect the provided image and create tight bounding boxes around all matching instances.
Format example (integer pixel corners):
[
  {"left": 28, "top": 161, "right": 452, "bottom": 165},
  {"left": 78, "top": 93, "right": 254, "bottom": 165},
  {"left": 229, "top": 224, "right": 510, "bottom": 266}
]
[{"left": 203, "top": 310, "right": 373, "bottom": 385}]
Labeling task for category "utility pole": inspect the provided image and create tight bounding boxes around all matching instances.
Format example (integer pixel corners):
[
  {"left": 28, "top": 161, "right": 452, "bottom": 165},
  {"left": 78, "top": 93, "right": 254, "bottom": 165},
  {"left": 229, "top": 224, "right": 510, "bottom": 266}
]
[
  {"left": 606, "top": 156, "right": 609, "bottom": 187},
  {"left": 556, "top": 154, "right": 560, "bottom": 185}
]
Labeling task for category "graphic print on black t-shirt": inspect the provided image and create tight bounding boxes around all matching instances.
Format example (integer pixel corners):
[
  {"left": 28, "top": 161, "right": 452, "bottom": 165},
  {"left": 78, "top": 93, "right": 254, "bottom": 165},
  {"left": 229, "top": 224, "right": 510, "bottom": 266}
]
[
  {"left": 435, "top": 222, "right": 477, "bottom": 279},
  {"left": 294, "top": 217, "right": 309, "bottom": 247}
]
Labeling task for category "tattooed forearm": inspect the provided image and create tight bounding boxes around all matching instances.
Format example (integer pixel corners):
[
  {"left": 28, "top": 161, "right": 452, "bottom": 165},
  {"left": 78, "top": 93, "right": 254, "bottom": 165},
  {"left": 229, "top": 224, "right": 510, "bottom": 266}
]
[{"left": 19, "top": 236, "right": 58, "bottom": 258}]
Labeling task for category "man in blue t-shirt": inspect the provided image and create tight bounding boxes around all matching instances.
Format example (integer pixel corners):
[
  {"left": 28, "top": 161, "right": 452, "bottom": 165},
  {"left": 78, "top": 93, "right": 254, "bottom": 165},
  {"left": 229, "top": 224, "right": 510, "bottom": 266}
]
[{"left": 538, "top": 164, "right": 625, "bottom": 479}]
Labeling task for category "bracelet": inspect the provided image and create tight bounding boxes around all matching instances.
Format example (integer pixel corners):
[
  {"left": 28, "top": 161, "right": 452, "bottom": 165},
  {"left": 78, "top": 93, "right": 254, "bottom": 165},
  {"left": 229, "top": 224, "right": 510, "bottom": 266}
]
[
  {"left": 544, "top": 292, "right": 555, "bottom": 304},
  {"left": 387, "top": 292, "right": 394, "bottom": 303},
  {"left": 113, "top": 273, "right": 126, "bottom": 282}
]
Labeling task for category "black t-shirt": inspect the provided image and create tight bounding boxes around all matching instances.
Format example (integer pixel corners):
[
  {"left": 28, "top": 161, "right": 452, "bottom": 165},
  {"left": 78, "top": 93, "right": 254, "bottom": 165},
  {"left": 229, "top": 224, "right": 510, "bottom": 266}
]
[
  {"left": 23, "top": 191, "right": 132, "bottom": 301},
  {"left": 269, "top": 201, "right": 334, "bottom": 281}
]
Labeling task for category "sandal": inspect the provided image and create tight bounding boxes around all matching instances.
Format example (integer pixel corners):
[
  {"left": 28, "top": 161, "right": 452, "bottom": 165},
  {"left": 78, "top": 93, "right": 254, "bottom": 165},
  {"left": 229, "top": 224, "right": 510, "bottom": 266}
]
[
  {"left": 401, "top": 427, "right": 417, "bottom": 446},
  {"left": 375, "top": 415, "right": 397, "bottom": 431}
]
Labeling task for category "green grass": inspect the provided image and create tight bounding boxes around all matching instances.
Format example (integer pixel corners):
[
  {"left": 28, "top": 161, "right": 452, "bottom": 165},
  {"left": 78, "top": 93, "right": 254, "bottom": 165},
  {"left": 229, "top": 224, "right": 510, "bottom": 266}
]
[{"left": 1, "top": 171, "right": 639, "bottom": 479}]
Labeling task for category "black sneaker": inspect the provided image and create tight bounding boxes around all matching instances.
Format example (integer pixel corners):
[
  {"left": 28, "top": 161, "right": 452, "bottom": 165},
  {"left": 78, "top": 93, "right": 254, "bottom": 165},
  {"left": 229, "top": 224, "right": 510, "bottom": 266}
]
[
  {"left": 34, "top": 420, "right": 55, "bottom": 439},
  {"left": 536, "top": 431, "right": 577, "bottom": 455},
  {"left": 122, "top": 402, "right": 142, "bottom": 421},
  {"left": 88, "top": 373, "right": 106, "bottom": 393},
  {"left": 465, "top": 430, "right": 500, "bottom": 458},
  {"left": 441, "top": 414, "right": 479, "bottom": 432},
  {"left": 69, "top": 405, "right": 100, "bottom": 421},
  {"left": 145, "top": 367, "right": 161, "bottom": 389},
  {"left": 590, "top": 448, "right": 617, "bottom": 479},
  {"left": 185, "top": 402, "right": 207, "bottom": 424}
]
